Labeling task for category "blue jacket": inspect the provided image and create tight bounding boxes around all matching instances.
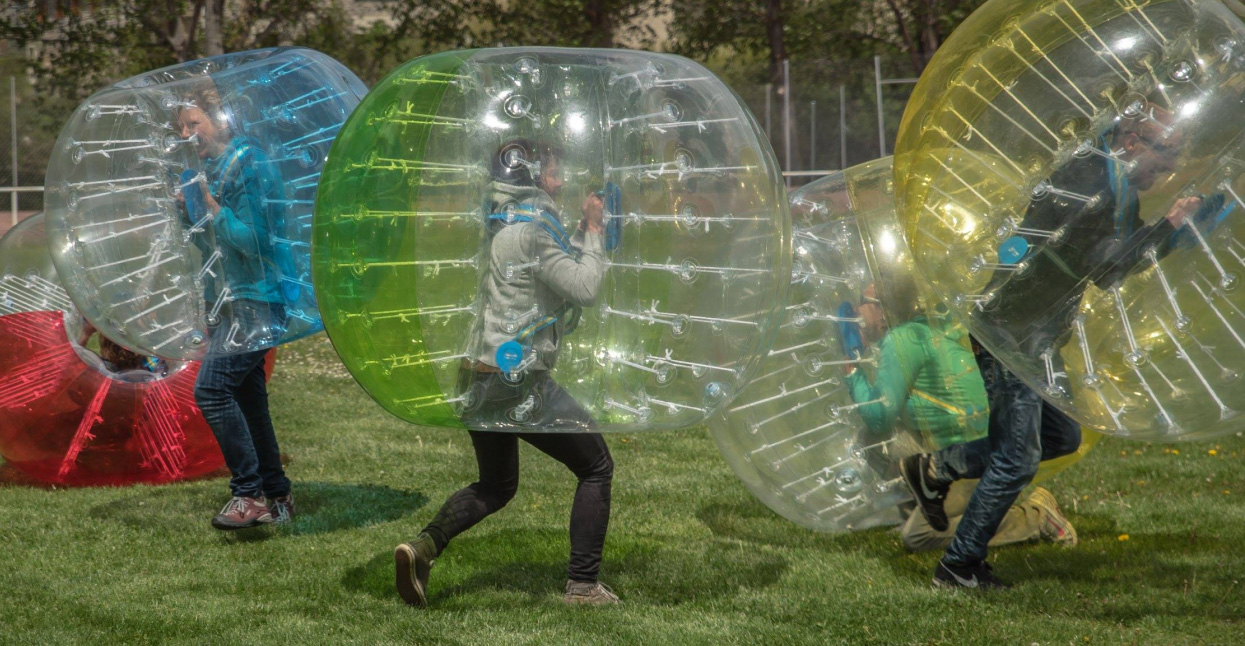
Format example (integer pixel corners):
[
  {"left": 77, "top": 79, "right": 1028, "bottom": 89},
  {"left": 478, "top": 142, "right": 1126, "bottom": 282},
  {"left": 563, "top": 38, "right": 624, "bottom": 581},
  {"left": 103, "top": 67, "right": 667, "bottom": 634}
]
[{"left": 184, "top": 137, "right": 286, "bottom": 305}]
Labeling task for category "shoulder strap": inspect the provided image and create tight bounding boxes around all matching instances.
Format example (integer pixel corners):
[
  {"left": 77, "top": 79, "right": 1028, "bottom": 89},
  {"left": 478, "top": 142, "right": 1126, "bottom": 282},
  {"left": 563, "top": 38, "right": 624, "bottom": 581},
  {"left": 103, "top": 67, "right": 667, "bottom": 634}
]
[
  {"left": 487, "top": 203, "right": 577, "bottom": 256},
  {"left": 211, "top": 143, "right": 252, "bottom": 197}
]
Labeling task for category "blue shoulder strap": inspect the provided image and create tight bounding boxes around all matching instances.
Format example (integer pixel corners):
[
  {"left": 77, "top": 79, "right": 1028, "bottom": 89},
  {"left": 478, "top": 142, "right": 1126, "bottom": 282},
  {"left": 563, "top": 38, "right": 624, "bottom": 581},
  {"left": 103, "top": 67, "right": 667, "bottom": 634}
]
[{"left": 487, "top": 203, "right": 576, "bottom": 256}]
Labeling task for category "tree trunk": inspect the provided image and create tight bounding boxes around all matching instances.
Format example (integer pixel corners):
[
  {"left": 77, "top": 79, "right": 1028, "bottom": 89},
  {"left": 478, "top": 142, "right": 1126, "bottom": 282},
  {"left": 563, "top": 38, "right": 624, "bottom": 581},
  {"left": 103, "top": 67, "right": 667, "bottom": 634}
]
[
  {"left": 204, "top": 0, "right": 225, "bottom": 56},
  {"left": 885, "top": 0, "right": 924, "bottom": 77},
  {"left": 583, "top": 0, "right": 614, "bottom": 47},
  {"left": 765, "top": 0, "right": 785, "bottom": 88}
]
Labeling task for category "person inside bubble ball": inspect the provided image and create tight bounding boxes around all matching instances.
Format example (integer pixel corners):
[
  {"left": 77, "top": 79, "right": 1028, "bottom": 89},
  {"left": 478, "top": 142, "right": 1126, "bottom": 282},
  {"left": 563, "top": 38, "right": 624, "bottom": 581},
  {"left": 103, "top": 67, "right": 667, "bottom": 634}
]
[
  {"left": 845, "top": 281, "right": 1077, "bottom": 554},
  {"left": 395, "top": 139, "right": 619, "bottom": 607},
  {"left": 174, "top": 84, "right": 294, "bottom": 531},
  {"left": 76, "top": 318, "right": 167, "bottom": 377},
  {"left": 900, "top": 100, "right": 1224, "bottom": 589}
]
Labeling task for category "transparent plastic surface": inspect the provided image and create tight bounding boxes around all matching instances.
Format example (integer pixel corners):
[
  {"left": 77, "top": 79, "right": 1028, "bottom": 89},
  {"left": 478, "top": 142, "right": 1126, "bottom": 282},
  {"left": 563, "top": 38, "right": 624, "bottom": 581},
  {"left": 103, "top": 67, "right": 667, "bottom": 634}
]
[
  {"left": 0, "top": 214, "right": 276, "bottom": 486},
  {"left": 45, "top": 48, "right": 367, "bottom": 360},
  {"left": 0, "top": 214, "right": 74, "bottom": 316},
  {"left": 708, "top": 158, "right": 991, "bottom": 532},
  {"left": 314, "top": 48, "right": 791, "bottom": 432},
  {"left": 894, "top": 0, "right": 1245, "bottom": 441}
]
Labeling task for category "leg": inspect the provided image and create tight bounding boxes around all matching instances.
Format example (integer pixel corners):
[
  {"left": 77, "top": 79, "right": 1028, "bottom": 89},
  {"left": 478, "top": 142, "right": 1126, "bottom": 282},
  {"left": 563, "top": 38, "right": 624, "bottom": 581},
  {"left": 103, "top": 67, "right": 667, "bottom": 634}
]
[
  {"left": 1039, "top": 399, "right": 1081, "bottom": 462},
  {"left": 519, "top": 376, "right": 612, "bottom": 583},
  {"left": 195, "top": 353, "right": 264, "bottom": 498},
  {"left": 232, "top": 350, "right": 290, "bottom": 498},
  {"left": 929, "top": 436, "right": 992, "bottom": 482},
  {"left": 520, "top": 432, "right": 613, "bottom": 582},
  {"left": 942, "top": 354, "right": 1044, "bottom": 567},
  {"left": 421, "top": 431, "right": 521, "bottom": 553},
  {"left": 902, "top": 480, "right": 973, "bottom": 552}
]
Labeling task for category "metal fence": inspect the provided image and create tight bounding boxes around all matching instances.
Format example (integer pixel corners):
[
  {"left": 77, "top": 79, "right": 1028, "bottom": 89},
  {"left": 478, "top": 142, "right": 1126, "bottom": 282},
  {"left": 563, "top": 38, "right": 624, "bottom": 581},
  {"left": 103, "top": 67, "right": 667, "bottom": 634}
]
[
  {"left": 0, "top": 56, "right": 918, "bottom": 230},
  {"left": 1, "top": 76, "right": 53, "bottom": 231},
  {"left": 726, "top": 56, "right": 918, "bottom": 186}
]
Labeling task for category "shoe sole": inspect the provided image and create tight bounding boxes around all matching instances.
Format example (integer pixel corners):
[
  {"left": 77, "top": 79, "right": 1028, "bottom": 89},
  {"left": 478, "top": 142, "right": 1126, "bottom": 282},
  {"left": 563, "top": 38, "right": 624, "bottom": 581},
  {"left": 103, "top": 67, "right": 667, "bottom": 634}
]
[
  {"left": 395, "top": 544, "right": 428, "bottom": 608},
  {"left": 211, "top": 513, "right": 273, "bottom": 531},
  {"left": 931, "top": 576, "right": 1009, "bottom": 591},
  {"left": 900, "top": 457, "right": 950, "bottom": 532}
]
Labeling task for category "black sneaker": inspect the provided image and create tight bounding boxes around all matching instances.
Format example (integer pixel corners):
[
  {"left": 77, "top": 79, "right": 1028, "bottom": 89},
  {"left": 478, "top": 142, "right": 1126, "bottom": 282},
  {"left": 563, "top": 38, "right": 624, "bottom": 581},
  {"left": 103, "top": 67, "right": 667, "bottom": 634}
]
[
  {"left": 900, "top": 453, "right": 950, "bottom": 532},
  {"left": 932, "top": 559, "right": 1010, "bottom": 590},
  {"left": 395, "top": 533, "right": 437, "bottom": 608}
]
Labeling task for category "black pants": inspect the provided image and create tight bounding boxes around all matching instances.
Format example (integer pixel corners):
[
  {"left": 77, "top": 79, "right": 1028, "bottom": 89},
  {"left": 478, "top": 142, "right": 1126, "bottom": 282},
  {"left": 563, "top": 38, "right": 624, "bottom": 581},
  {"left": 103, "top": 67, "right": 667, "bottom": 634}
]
[{"left": 422, "top": 370, "right": 614, "bottom": 582}]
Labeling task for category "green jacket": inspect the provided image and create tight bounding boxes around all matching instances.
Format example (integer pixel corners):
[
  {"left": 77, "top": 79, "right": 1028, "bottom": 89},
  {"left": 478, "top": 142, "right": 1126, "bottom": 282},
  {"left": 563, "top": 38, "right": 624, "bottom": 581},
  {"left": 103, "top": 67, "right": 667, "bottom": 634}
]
[{"left": 845, "top": 318, "right": 988, "bottom": 450}]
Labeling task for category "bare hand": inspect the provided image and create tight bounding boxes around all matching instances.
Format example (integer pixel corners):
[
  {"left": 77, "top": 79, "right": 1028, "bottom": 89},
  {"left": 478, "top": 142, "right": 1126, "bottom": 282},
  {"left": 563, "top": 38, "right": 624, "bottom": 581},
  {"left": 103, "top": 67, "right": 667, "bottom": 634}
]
[
  {"left": 199, "top": 178, "right": 221, "bottom": 216},
  {"left": 581, "top": 194, "right": 604, "bottom": 234},
  {"left": 1166, "top": 196, "right": 1202, "bottom": 228}
]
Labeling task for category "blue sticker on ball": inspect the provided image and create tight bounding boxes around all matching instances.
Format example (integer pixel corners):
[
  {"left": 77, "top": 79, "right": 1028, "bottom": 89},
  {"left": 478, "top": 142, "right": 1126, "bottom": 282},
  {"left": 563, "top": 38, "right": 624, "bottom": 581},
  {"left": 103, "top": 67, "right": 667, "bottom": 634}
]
[
  {"left": 998, "top": 236, "right": 1030, "bottom": 265},
  {"left": 495, "top": 340, "right": 525, "bottom": 373}
]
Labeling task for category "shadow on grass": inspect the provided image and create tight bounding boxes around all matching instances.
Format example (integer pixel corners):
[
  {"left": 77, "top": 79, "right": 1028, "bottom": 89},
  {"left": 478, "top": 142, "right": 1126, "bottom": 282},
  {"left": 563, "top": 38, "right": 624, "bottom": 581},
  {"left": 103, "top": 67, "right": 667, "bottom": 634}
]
[
  {"left": 697, "top": 499, "right": 901, "bottom": 555},
  {"left": 980, "top": 513, "right": 1245, "bottom": 622},
  {"left": 89, "top": 482, "right": 428, "bottom": 539},
  {"left": 701, "top": 498, "right": 1243, "bottom": 623},
  {"left": 342, "top": 528, "right": 789, "bottom": 606}
]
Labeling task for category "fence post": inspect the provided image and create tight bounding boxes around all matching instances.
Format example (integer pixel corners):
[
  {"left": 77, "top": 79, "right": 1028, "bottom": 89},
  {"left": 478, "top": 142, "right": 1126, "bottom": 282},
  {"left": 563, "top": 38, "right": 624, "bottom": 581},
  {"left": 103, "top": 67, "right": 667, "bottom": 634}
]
[
  {"left": 839, "top": 84, "right": 847, "bottom": 170},
  {"left": 764, "top": 83, "right": 772, "bottom": 142},
  {"left": 874, "top": 56, "right": 886, "bottom": 158},
  {"left": 783, "top": 59, "right": 791, "bottom": 187},
  {"left": 10, "top": 76, "right": 16, "bottom": 227},
  {"left": 809, "top": 101, "right": 816, "bottom": 170}
]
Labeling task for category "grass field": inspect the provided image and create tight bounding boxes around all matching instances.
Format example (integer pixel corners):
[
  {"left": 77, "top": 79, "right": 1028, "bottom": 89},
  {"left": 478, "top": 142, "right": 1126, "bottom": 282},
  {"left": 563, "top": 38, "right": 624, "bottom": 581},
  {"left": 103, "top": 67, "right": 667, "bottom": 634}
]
[{"left": 2, "top": 333, "right": 1243, "bottom": 646}]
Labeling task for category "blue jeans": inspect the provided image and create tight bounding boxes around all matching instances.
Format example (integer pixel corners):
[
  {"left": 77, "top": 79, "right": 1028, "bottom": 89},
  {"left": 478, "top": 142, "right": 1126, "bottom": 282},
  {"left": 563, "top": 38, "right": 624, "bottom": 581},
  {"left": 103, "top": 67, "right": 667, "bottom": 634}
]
[
  {"left": 939, "top": 349, "right": 1081, "bottom": 566},
  {"left": 195, "top": 301, "right": 289, "bottom": 499}
]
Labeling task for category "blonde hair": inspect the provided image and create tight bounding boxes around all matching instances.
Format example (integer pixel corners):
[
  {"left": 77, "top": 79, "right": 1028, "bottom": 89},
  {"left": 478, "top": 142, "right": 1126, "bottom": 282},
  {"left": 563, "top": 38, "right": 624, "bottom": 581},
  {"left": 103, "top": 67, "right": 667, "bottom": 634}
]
[{"left": 177, "top": 84, "right": 231, "bottom": 129}]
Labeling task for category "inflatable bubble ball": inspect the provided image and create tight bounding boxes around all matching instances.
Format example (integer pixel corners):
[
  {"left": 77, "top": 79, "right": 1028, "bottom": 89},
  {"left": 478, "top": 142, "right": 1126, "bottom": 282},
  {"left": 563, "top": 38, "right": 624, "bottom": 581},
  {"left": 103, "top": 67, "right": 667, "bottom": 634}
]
[
  {"left": 0, "top": 214, "right": 276, "bottom": 486},
  {"left": 894, "top": 0, "right": 1245, "bottom": 441},
  {"left": 708, "top": 158, "right": 994, "bottom": 532},
  {"left": 1, "top": 213, "right": 72, "bottom": 316},
  {"left": 313, "top": 48, "right": 791, "bottom": 432},
  {"left": 45, "top": 47, "right": 368, "bottom": 360}
]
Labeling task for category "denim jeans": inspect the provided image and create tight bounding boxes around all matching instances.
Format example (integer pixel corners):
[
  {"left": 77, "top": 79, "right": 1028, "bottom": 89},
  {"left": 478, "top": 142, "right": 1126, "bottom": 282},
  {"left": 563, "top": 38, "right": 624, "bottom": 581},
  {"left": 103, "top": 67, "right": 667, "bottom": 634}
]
[
  {"left": 194, "top": 300, "right": 289, "bottom": 499},
  {"left": 939, "top": 349, "right": 1081, "bottom": 566}
]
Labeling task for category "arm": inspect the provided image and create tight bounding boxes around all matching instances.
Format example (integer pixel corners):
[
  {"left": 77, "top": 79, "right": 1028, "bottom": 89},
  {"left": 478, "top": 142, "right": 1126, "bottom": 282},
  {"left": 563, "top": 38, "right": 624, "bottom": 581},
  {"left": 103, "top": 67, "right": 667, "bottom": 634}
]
[
  {"left": 535, "top": 194, "right": 607, "bottom": 306},
  {"left": 534, "top": 227, "right": 607, "bottom": 307},
  {"left": 204, "top": 153, "right": 279, "bottom": 258},
  {"left": 1090, "top": 193, "right": 1206, "bottom": 289},
  {"left": 845, "top": 328, "right": 920, "bottom": 436}
]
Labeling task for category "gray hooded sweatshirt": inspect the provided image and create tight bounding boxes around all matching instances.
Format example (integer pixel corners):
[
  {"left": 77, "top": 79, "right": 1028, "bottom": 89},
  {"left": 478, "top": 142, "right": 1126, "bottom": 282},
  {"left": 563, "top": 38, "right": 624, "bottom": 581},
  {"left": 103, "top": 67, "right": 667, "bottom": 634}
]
[{"left": 467, "top": 181, "right": 607, "bottom": 371}]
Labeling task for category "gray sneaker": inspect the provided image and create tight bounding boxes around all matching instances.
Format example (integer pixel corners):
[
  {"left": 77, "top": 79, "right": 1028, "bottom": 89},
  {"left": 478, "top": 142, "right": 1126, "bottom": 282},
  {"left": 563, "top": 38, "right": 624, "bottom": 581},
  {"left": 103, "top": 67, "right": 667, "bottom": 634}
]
[
  {"left": 268, "top": 494, "right": 295, "bottom": 525},
  {"left": 395, "top": 533, "right": 437, "bottom": 608},
  {"left": 563, "top": 580, "right": 620, "bottom": 606}
]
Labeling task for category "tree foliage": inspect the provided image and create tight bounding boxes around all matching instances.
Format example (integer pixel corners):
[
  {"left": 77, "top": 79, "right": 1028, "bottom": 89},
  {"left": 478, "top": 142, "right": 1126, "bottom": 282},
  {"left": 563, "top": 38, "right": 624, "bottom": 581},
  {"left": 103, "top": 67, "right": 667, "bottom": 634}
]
[{"left": 666, "top": 0, "right": 987, "bottom": 83}]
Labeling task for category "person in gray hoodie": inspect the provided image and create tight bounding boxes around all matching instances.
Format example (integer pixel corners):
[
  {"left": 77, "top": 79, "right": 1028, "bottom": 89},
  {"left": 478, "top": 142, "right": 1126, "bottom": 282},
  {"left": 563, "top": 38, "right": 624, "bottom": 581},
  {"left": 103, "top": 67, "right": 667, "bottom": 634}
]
[{"left": 396, "top": 139, "right": 619, "bottom": 608}]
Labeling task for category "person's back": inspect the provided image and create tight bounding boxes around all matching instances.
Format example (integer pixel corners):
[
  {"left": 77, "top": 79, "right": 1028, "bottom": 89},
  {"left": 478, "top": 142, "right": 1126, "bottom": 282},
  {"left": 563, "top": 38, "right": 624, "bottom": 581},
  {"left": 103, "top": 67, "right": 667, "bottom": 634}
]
[
  {"left": 848, "top": 317, "right": 988, "bottom": 452},
  {"left": 470, "top": 181, "right": 605, "bottom": 374}
]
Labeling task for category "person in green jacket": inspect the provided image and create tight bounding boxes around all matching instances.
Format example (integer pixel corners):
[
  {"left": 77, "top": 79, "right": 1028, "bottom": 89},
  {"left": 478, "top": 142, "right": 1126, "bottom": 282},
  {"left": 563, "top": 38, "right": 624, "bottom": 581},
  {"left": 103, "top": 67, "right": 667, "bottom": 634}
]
[
  {"left": 844, "top": 279, "right": 1076, "bottom": 552},
  {"left": 845, "top": 279, "right": 988, "bottom": 452}
]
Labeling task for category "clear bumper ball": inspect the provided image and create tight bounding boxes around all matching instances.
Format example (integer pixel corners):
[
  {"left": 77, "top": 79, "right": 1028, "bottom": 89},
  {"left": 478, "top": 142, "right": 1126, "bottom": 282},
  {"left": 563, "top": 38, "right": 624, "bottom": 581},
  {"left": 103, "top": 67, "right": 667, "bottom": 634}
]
[
  {"left": 45, "top": 48, "right": 367, "bottom": 360},
  {"left": 313, "top": 48, "right": 791, "bottom": 432},
  {"left": 708, "top": 158, "right": 990, "bottom": 532},
  {"left": 894, "top": 0, "right": 1245, "bottom": 441}
]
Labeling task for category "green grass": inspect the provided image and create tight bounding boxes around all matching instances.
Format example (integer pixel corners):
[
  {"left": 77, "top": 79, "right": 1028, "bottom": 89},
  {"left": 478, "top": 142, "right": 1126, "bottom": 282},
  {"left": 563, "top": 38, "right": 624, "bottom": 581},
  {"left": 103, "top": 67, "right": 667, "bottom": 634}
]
[{"left": 2, "top": 334, "right": 1243, "bottom": 645}]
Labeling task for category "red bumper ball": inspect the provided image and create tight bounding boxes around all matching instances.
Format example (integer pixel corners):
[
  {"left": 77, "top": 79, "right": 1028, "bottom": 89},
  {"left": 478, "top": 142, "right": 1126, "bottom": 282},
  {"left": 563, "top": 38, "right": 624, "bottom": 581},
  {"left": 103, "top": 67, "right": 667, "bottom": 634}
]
[{"left": 0, "top": 311, "right": 275, "bottom": 486}]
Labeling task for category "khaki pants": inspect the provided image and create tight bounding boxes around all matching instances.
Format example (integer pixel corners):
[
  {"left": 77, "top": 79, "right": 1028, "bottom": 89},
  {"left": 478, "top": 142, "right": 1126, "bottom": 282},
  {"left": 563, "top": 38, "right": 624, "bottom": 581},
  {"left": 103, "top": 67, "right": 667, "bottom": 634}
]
[{"left": 901, "top": 480, "right": 1048, "bottom": 553}]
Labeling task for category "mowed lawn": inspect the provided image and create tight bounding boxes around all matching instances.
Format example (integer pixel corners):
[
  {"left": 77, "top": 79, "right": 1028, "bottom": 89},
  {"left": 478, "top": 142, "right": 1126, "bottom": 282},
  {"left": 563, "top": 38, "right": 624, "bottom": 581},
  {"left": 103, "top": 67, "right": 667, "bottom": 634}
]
[{"left": 2, "top": 334, "right": 1243, "bottom": 646}]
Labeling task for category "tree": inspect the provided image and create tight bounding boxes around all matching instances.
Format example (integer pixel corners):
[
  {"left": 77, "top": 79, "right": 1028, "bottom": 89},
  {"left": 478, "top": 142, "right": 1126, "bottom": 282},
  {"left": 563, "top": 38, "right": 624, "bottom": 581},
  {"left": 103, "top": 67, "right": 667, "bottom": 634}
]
[
  {"left": 449, "top": 0, "right": 664, "bottom": 50},
  {"left": 666, "top": 0, "right": 987, "bottom": 81}
]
